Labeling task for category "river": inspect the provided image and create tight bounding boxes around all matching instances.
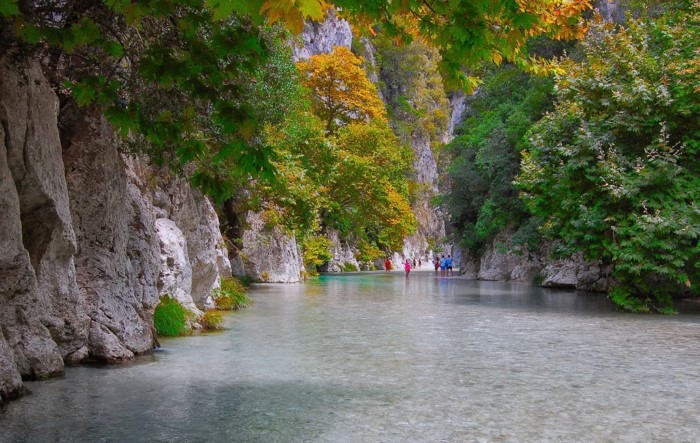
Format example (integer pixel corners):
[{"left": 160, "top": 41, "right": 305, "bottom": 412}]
[{"left": 2, "top": 271, "right": 699, "bottom": 442}]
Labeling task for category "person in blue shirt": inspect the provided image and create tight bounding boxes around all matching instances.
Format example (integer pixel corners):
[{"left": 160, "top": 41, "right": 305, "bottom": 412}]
[
  {"left": 440, "top": 255, "right": 447, "bottom": 277},
  {"left": 446, "top": 255, "right": 454, "bottom": 277}
]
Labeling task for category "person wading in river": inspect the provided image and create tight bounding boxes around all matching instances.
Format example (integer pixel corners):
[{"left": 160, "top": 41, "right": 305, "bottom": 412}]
[
  {"left": 404, "top": 259, "right": 411, "bottom": 278},
  {"left": 384, "top": 258, "right": 392, "bottom": 272}
]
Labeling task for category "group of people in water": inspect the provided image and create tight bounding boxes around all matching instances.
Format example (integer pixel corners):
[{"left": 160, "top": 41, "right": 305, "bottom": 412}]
[{"left": 383, "top": 255, "right": 455, "bottom": 278}]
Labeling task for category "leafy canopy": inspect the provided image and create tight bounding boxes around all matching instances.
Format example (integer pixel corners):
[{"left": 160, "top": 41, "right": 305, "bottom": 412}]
[
  {"left": 202, "top": 0, "right": 592, "bottom": 90},
  {"left": 296, "top": 46, "right": 387, "bottom": 134},
  {"left": 516, "top": 7, "right": 700, "bottom": 312},
  {"left": 444, "top": 66, "right": 555, "bottom": 252},
  {"left": 2, "top": 0, "right": 592, "bottom": 199}
]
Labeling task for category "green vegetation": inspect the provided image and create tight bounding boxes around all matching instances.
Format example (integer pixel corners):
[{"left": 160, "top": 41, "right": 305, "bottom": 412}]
[
  {"left": 302, "top": 235, "right": 334, "bottom": 277},
  {"left": 199, "top": 310, "right": 224, "bottom": 331},
  {"left": 342, "top": 262, "right": 358, "bottom": 273},
  {"left": 213, "top": 277, "right": 251, "bottom": 310},
  {"left": 153, "top": 296, "right": 190, "bottom": 337},
  {"left": 445, "top": 2, "right": 699, "bottom": 312},
  {"left": 444, "top": 65, "right": 555, "bottom": 253},
  {"left": 1, "top": 0, "right": 589, "bottom": 199},
  {"left": 517, "top": 7, "right": 700, "bottom": 312}
]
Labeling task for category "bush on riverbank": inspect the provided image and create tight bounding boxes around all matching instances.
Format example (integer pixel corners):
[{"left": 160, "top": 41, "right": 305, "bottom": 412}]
[
  {"left": 213, "top": 277, "right": 251, "bottom": 310},
  {"left": 154, "top": 296, "right": 190, "bottom": 337}
]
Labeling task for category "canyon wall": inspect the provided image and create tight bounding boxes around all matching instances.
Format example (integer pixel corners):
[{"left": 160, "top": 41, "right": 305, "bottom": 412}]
[{"left": 0, "top": 57, "right": 230, "bottom": 403}]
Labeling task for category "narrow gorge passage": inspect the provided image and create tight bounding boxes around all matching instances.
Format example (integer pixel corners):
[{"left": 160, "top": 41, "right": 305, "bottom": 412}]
[{"left": 3, "top": 272, "right": 699, "bottom": 442}]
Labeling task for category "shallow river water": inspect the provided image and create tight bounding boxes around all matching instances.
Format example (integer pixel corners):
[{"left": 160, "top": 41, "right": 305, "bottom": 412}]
[{"left": 2, "top": 271, "right": 700, "bottom": 442}]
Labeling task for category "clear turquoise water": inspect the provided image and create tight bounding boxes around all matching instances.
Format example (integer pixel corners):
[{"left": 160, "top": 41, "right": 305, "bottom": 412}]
[{"left": 2, "top": 271, "right": 699, "bottom": 442}]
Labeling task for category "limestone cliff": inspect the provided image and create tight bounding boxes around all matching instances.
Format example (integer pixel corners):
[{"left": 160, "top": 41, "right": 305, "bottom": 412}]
[
  {"left": 0, "top": 56, "right": 231, "bottom": 403},
  {"left": 235, "top": 211, "right": 304, "bottom": 283}
]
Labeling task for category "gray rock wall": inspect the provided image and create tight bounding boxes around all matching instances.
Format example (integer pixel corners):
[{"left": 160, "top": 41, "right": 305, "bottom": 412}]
[
  {"left": 324, "top": 229, "right": 360, "bottom": 272},
  {"left": 0, "top": 57, "right": 233, "bottom": 403},
  {"left": 292, "top": 10, "right": 353, "bottom": 61},
  {"left": 63, "top": 114, "right": 160, "bottom": 362},
  {"left": 0, "top": 59, "right": 83, "bottom": 387},
  {"left": 234, "top": 211, "right": 304, "bottom": 283},
  {"left": 459, "top": 230, "right": 611, "bottom": 292}
]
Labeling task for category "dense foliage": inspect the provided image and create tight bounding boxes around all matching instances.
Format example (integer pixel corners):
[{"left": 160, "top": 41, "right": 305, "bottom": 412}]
[
  {"left": 517, "top": 6, "right": 700, "bottom": 312},
  {"left": 2, "top": 0, "right": 591, "bottom": 199},
  {"left": 254, "top": 48, "right": 416, "bottom": 271},
  {"left": 373, "top": 40, "right": 450, "bottom": 149},
  {"left": 1, "top": 2, "right": 307, "bottom": 198},
  {"left": 297, "top": 46, "right": 387, "bottom": 134},
  {"left": 445, "top": 66, "right": 555, "bottom": 252}
]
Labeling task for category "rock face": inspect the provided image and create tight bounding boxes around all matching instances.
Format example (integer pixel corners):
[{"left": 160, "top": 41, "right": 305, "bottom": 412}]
[
  {"left": 157, "top": 177, "right": 232, "bottom": 309},
  {"left": 459, "top": 230, "right": 611, "bottom": 292},
  {"left": 323, "top": 229, "right": 360, "bottom": 272},
  {"left": 0, "top": 56, "right": 233, "bottom": 402},
  {"left": 596, "top": 0, "right": 626, "bottom": 23},
  {"left": 0, "top": 58, "right": 84, "bottom": 388},
  {"left": 292, "top": 10, "right": 353, "bottom": 61},
  {"left": 234, "top": 211, "right": 304, "bottom": 283},
  {"left": 154, "top": 218, "right": 198, "bottom": 314},
  {"left": 63, "top": 111, "right": 160, "bottom": 362}
]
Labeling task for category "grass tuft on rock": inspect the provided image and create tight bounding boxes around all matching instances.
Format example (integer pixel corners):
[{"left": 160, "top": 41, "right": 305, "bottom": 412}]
[
  {"left": 213, "top": 277, "right": 251, "bottom": 310},
  {"left": 199, "top": 310, "right": 224, "bottom": 330},
  {"left": 153, "top": 296, "right": 190, "bottom": 337}
]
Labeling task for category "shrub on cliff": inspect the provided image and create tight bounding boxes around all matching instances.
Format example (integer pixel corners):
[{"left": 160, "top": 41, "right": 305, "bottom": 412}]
[{"left": 153, "top": 296, "right": 190, "bottom": 337}]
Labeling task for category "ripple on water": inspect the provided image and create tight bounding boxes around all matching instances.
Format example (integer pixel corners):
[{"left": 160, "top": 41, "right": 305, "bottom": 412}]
[{"left": 2, "top": 272, "right": 699, "bottom": 442}]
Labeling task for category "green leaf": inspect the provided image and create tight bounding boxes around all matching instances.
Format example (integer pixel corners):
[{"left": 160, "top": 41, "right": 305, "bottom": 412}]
[{"left": 0, "top": 0, "right": 19, "bottom": 17}]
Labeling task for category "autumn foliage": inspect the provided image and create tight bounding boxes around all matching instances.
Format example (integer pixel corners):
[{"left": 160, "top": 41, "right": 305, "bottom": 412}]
[{"left": 297, "top": 46, "right": 386, "bottom": 134}]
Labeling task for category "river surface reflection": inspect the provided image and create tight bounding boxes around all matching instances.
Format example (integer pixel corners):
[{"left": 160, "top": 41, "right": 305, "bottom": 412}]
[{"left": 2, "top": 271, "right": 700, "bottom": 442}]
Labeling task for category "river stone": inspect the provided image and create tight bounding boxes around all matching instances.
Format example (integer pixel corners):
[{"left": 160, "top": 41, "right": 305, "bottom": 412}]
[
  {"left": 541, "top": 253, "right": 611, "bottom": 292},
  {"left": 63, "top": 112, "right": 159, "bottom": 362}
]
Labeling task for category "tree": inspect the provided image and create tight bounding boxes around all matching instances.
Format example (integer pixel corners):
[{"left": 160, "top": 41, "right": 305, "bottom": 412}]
[
  {"left": 444, "top": 66, "right": 555, "bottom": 252},
  {"left": 204, "top": 0, "right": 592, "bottom": 90},
  {"left": 516, "top": 8, "right": 700, "bottom": 312},
  {"left": 1, "top": 2, "right": 307, "bottom": 198},
  {"left": 296, "top": 46, "right": 387, "bottom": 134},
  {"left": 327, "top": 121, "right": 416, "bottom": 250},
  {"left": 2, "top": 0, "right": 592, "bottom": 198}
]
